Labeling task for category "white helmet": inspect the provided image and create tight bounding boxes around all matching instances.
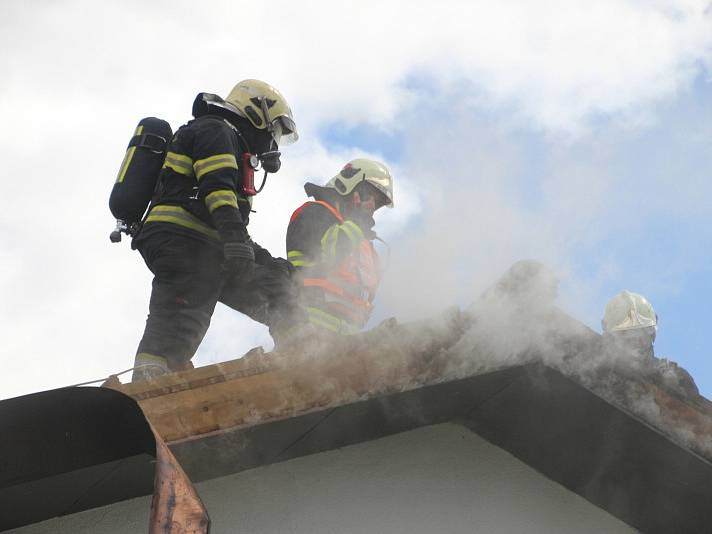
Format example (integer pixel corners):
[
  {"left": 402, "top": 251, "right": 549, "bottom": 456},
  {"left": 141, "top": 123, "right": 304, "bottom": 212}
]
[
  {"left": 602, "top": 291, "right": 657, "bottom": 333},
  {"left": 325, "top": 158, "right": 394, "bottom": 208}
]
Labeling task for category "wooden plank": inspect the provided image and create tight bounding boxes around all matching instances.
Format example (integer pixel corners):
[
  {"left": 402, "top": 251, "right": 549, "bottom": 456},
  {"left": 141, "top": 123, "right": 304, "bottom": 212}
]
[
  {"left": 110, "top": 310, "right": 712, "bottom": 463},
  {"left": 114, "top": 315, "right": 466, "bottom": 443}
]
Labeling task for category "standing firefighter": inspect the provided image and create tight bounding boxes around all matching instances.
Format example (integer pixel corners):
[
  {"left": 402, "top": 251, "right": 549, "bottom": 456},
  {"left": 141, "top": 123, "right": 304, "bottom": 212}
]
[
  {"left": 131, "top": 79, "right": 299, "bottom": 381},
  {"left": 602, "top": 290, "right": 698, "bottom": 399},
  {"left": 285, "top": 159, "right": 393, "bottom": 339}
]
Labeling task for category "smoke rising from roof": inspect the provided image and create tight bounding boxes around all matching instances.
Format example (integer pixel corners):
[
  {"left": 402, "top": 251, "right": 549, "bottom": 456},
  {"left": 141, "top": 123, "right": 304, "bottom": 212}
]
[{"left": 1, "top": 1, "right": 711, "bottom": 398}]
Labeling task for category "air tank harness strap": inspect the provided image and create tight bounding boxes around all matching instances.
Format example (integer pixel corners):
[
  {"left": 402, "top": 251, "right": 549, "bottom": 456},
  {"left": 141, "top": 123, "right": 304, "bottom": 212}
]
[{"left": 128, "top": 132, "right": 169, "bottom": 153}]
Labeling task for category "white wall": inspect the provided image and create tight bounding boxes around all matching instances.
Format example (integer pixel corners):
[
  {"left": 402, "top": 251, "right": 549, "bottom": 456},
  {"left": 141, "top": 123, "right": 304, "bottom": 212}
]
[{"left": 9, "top": 423, "right": 636, "bottom": 534}]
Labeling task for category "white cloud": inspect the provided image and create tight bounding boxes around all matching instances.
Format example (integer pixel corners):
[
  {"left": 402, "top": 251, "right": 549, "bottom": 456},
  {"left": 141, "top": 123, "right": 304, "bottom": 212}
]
[
  {"left": 4, "top": 1, "right": 711, "bottom": 133},
  {"left": 1, "top": 0, "right": 710, "bottom": 398}
]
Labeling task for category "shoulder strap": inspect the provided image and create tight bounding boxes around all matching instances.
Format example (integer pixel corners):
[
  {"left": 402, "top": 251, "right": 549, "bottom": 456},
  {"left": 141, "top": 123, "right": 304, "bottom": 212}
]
[{"left": 290, "top": 200, "right": 344, "bottom": 224}]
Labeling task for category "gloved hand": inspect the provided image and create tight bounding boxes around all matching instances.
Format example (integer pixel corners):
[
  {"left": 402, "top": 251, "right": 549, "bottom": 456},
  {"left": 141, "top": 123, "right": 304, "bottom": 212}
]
[
  {"left": 259, "top": 258, "right": 297, "bottom": 301},
  {"left": 250, "top": 239, "right": 275, "bottom": 266},
  {"left": 222, "top": 241, "right": 255, "bottom": 277},
  {"left": 273, "top": 257, "right": 295, "bottom": 276}
]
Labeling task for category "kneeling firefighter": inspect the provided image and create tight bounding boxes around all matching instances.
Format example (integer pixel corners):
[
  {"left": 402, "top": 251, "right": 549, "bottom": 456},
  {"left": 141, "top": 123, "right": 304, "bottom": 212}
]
[
  {"left": 128, "top": 79, "right": 299, "bottom": 381},
  {"left": 285, "top": 159, "right": 393, "bottom": 339}
]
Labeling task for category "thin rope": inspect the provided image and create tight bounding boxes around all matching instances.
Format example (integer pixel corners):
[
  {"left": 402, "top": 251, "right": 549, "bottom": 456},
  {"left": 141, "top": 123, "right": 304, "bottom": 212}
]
[{"left": 67, "top": 364, "right": 167, "bottom": 387}]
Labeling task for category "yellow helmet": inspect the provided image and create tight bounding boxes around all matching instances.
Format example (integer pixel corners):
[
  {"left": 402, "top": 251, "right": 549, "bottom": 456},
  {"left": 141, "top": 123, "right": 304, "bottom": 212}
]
[
  {"left": 602, "top": 291, "right": 657, "bottom": 333},
  {"left": 325, "top": 158, "right": 394, "bottom": 208},
  {"left": 225, "top": 79, "right": 298, "bottom": 146}
]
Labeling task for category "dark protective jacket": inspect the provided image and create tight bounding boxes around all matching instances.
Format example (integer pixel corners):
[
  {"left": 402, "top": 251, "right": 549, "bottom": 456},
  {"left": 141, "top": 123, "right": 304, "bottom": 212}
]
[
  {"left": 286, "top": 199, "right": 380, "bottom": 334},
  {"left": 138, "top": 113, "right": 252, "bottom": 247}
]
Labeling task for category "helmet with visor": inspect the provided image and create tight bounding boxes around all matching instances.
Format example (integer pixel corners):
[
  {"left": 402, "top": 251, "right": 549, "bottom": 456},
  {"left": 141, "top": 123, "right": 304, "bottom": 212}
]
[{"left": 225, "top": 79, "right": 298, "bottom": 148}]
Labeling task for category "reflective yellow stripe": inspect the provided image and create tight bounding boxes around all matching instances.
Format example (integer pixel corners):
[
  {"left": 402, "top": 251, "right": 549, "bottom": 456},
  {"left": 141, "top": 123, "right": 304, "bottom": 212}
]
[
  {"left": 288, "top": 250, "right": 316, "bottom": 267},
  {"left": 287, "top": 250, "right": 317, "bottom": 267},
  {"left": 291, "top": 259, "right": 317, "bottom": 267},
  {"left": 341, "top": 221, "right": 365, "bottom": 243},
  {"left": 144, "top": 205, "right": 220, "bottom": 240},
  {"left": 341, "top": 225, "right": 358, "bottom": 244},
  {"left": 305, "top": 307, "right": 358, "bottom": 334},
  {"left": 115, "top": 125, "right": 143, "bottom": 183},
  {"left": 135, "top": 352, "right": 168, "bottom": 366},
  {"left": 205, "top": 190, "right": 238, "bottom": 213},
  {"left": 194, "top": 153, "right": 238, "bottom": 180},
  {"left": 320, "top": 221, "right": 365, "bottom": 261},
  {"left": 321, "top": 225, "right": 340, "bottom": 260},
  {"left": 163, "top": 151, "right": 194, "bottom": 176}
]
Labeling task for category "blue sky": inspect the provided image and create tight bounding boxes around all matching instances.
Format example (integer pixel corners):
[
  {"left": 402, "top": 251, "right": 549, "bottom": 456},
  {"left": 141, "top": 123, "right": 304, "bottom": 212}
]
[
  {"left": 1, "top": 1, "right": 711, "bottom": 399},
  {"left": 326, "top": 71, "right": 712, "bottom": 396}
]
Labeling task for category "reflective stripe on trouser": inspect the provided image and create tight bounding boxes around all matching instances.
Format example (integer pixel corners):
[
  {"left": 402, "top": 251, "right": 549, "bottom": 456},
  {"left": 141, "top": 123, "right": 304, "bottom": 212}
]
[
  {"left": 134, "top": 352, "right": 168, "bottom": 368},
  {"left": 144, "top": 205, "right": 220, "bottom": 241},
  {"left": 135, "top": 232, "right": 301, "bottom": 366},
  {"left": 131, "top": 352, "right": 169, "bottom": 382}
]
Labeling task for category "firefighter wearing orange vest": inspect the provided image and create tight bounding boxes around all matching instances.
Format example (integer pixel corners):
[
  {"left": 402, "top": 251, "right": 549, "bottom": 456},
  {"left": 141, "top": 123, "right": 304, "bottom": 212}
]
[{"left": 285, "top": 159, "right": 393, "bottom": 336}]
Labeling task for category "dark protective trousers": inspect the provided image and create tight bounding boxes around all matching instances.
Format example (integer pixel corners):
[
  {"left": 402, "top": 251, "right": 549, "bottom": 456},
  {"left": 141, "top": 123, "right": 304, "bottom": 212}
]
[{"left": 135, "top": 231, "right": 298, "bottom": 369}]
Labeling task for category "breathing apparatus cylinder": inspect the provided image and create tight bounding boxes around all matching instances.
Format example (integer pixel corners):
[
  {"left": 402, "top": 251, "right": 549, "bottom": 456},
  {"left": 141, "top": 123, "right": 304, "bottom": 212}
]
[{"left": 109, "top": 117, "right": 172, "bottom": 241}]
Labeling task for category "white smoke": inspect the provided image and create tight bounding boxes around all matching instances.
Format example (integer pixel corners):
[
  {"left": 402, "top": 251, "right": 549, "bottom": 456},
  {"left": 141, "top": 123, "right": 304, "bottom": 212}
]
[{"left": 1, "top": 1, "right": 711, "bottom": 399}]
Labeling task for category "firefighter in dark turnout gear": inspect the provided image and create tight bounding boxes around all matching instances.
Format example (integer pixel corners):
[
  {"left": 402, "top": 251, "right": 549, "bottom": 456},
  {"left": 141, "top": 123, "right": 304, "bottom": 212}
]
[
  {"left": 285, "top": 159, "right": 393, "bottom": 338},
  {"left": 131, "top": 80, "right": 299, "bottom": 381}
]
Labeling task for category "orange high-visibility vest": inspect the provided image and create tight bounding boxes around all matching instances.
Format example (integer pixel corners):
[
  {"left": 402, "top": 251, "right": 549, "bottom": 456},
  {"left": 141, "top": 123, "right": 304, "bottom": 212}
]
[{"left": 288, "top": 200, "right": 380, "bottom": 333}]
